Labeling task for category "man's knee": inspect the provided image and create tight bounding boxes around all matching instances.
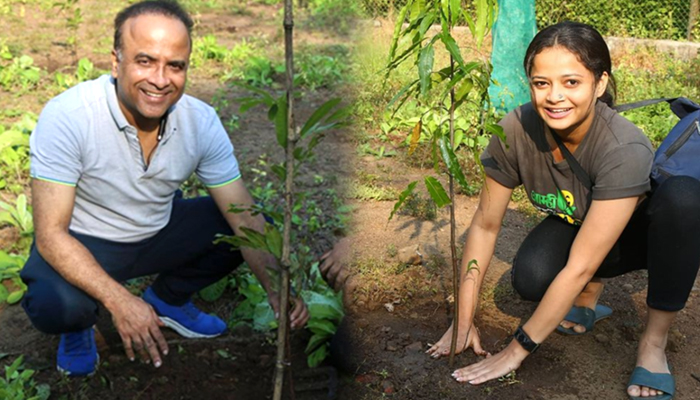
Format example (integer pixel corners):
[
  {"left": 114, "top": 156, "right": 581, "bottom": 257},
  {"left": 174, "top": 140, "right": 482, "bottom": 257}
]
[
  {"left": 21, "top": 252, "right": 98, "bottom": 334},
  {"left": 22, "top": 281, "right": 97, "bottom": 334}
]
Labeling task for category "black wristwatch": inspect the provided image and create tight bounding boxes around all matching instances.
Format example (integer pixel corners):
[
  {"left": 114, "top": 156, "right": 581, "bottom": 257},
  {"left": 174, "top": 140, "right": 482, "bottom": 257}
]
[{"left": 513, "top": 326, "right": 539, "bottom": 353}]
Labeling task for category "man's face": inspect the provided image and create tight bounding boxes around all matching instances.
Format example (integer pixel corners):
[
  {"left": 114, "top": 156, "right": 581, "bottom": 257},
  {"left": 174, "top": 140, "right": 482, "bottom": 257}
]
[{"left": 111, "top": 13, "right": 190, "bottom": 130}]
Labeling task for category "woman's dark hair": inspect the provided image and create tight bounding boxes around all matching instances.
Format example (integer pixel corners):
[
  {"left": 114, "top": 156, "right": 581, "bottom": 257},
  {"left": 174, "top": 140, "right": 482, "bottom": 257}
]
[
  {"left": 523, "top": 21, "right": 616, "bottom": 107},
  {"left": 114, "top": 0, "right": 194, "bottom": 52}
]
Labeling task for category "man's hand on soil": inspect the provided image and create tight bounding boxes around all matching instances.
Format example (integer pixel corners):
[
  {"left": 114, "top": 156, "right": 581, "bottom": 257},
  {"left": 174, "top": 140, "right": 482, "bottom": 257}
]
[
  {"left": 319, "top": 237, "right": 351, "bottom": 290},
  {"left": 268, "top": 294, "right": 310, "bottom": 330},
  {"left": 110, "top": 294, "right": 169, "bottom": 367}
]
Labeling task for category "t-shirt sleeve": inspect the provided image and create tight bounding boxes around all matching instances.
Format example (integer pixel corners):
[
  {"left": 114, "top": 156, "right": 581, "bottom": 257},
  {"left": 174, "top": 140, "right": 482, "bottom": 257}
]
[
  {"left": 195, "top": 111, "right": 241, "bottom": 188},
  {"left": 29, "top": 100, "right": 83, "bottom": 186},
  {"left": 480, "top": 111, "right": 521, "bottom": 188},
  {"left": 592, "top": 142, "right": 653, "bottom": 200}
]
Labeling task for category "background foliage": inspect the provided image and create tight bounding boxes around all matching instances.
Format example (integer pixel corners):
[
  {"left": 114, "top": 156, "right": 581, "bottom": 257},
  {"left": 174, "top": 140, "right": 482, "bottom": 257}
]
[{"left": 360, "top": 0, "right": 700, "bottom": 41}]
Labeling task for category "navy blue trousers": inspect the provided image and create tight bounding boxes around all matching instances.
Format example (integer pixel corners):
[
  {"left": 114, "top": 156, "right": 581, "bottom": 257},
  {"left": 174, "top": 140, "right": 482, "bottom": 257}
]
[
  {"left": 511, "top": 176, "right": 700, "bottom": 311},
  {"left": 21, "top": 196, "right": 243, "bottom": 334}
]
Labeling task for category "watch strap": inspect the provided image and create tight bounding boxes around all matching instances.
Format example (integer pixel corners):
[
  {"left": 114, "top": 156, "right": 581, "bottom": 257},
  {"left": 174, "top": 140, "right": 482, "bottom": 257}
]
[{"left": 513, "top": 325, "right": 539, "bottom": 353}]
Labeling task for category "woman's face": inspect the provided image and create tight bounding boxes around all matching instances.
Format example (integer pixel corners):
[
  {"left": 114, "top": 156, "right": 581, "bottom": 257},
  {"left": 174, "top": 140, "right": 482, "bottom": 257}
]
[{"left": 529, "top": 46, "right": 608, "bottom": 138}]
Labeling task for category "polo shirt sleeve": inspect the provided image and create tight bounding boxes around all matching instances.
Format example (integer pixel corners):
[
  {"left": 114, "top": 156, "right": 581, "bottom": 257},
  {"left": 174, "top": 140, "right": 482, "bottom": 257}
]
[
  {"left": 480, "top": 110, "right": 522, "bottom": 188},
  {"left": 29, "top": 100, "right": 83, "bottom": 186},
  {"left": 592, "top": 142, "right": 653, "bottom": 200},
  {"left": 196, "top": 111, "right": 241, "bottom": 188}
]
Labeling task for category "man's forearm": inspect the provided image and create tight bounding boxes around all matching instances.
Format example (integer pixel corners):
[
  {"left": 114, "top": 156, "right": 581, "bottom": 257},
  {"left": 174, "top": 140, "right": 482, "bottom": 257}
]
[{"left": 36, "top": 231, "right": 131, "bottom": 310}]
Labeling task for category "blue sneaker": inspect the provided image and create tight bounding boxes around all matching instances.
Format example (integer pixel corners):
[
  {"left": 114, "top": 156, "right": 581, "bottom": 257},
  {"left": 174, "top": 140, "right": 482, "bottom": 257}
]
[
  {"left": 142, "top": 287, "right": 226, "bottom": 338},
  {"left": 57, "top": 328, "right": 98, "bottom": 376}
]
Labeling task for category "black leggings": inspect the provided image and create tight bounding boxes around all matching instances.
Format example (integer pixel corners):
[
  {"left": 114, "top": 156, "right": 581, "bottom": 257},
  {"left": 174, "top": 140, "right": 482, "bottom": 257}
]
[{"left": 511, "top": 176, "right": 700, "bottom": 312}]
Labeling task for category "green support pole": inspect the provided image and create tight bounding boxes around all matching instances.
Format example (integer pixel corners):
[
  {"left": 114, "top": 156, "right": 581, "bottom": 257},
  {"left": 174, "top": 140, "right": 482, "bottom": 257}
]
[{"left": 488, "top": 0, "right": 537, "bottom": 113}]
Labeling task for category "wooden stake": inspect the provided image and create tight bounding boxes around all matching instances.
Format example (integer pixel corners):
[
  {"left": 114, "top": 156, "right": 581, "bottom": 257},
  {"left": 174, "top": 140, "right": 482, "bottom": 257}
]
[{"left": 273, "top": 0, "right": 296, "bottom": 399}]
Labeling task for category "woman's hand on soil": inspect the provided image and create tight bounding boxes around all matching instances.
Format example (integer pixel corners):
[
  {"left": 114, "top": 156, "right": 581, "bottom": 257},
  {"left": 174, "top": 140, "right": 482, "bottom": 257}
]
[
  {"left": 452, "top": 340, "right": 528, "bottom": 385},
  {"left": 426, "top": 323, "right": 489, "bottom": 359}
]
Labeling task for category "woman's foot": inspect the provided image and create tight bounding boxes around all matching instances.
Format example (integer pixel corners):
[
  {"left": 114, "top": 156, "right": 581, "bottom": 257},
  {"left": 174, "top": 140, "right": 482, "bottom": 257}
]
[
  {"left": 559, "top": 278, "right": 604, "bottom": 333},
  {"left": 627, "top": 335, "right": 671, "bottom": 398},
  {"left": 627, "top": 308, "right": 676, "bottom": 398}
]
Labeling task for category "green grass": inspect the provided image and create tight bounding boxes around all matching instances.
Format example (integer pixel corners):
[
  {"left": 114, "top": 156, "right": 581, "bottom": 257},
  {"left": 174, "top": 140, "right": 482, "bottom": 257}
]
[{"left": 614, "top": 46, "right": 700, "bottom": 147}]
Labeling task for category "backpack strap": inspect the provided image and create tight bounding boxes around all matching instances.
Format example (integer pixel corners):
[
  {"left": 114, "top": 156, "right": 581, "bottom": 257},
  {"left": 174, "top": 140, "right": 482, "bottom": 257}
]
[
  {"left": 550, "top": 131, "right": 593, "bottom": 191},
  {"left": 613, "top": 98, "right": 678, "bottom": 113}
]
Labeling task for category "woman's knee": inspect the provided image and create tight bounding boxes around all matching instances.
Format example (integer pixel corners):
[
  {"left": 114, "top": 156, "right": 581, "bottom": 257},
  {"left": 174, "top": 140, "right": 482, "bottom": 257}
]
[
  {"left": 649, "top": 176, "right": 700, "bottom": 227},
  {"left": 511, "top": 216, "right": 575, "bottom": 301},
  {"left": 512, "top": 249, "right": 555, "bottom": 302}
]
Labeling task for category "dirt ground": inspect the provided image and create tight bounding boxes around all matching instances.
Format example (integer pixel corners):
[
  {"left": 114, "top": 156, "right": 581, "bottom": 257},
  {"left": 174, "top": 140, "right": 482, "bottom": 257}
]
[{"left": 2, "top": 2, "right": 700, "bottom": 400}]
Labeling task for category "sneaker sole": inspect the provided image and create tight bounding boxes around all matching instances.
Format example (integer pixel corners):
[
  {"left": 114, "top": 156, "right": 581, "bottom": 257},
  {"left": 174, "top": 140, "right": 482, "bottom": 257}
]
[
  {"left": 159, "top": 316, "right": 224, "bottom": 339},
  {"left": 57, "top": 353, "right": 100, "bottom": 377}
]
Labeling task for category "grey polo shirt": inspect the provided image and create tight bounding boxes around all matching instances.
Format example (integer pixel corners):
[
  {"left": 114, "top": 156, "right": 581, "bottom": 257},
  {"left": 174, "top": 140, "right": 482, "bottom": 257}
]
[{"left": 30, "top": 74, "right": 241, "bottom": 242}]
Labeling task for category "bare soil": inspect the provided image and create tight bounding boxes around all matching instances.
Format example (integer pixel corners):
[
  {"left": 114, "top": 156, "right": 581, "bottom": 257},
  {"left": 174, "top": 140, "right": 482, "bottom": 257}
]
[{"left": 2, "top": 2, "right": 700, "bottom": 400}]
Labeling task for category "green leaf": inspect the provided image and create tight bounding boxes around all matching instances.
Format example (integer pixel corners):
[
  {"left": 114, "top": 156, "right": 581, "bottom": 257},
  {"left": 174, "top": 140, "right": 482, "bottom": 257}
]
[
  {"left": 417, "top": 44, "right": 434, "bottom": 98},
  {"left": 198, "top": 276, "right": 228, "bottom": 302},
  {"left": 6, "top": 355, "right": 23, "bottom": 380},
  {"left": 35, "top": 383, "right": 51, "bottom": 400},
  {"left": 474, "top": 0, "right": 488, "bottom": 49},
  {"left": 0, "top": 130, "right": 29, "bottom": 152},
  {"left": 264, "top": 224, "right": 283, "bottom": 259},
  {"left": 484, "top": 123, "right": 506, "bottom": 144},
  {"left": 438, "top": 135, "right": 470, "bottom": 192},
  {"left": 253, "top": 301, "right": 276, "bottom": 331},
  {"left": 455, "top": 77, "right": 474, "bottom": 102},
  {"left": 389, "top": 181, "right": 417, "bottom": 221},
  {"left": 306, "top": 319, "right": 336, "bottom": 336},
  {"left": 387, "top": 0, "right": 413, "bottom": 66},
  {"left": 417, "top": 10, "right": 436, "bottom": 37},
  {"left": 300, "top": 98, "right": 341, "bottom": 138},
  {"left": 307, "top": 344, "right": 328, "bottom": 368},
  {"left": 449, "top": 0, "right": 461, "bottom": 25},
  {"left": 386, "top": 78, "right": 419, "bottom": 110},
  {"left": 6, "top": 290, "right": 23, "bottom": 304},
  {"left": 305, "top": 333, "right": 330, "bottom": 354},
  {"left": 216, "top": 349, "right": 234, "bottom": 359},
  {"left": 239, "top": 227, "right": 269, "bottom": 251},
  {"left": 302, "top": 290, "right": 344, "bottom": 321},
  {"left": 424, "top": 176, "right": 451, "bottom": 208},
  {"left": 270, "top": 164, "right": 286, "bottom": 181},
  {"left": 440, "top": 32, "right": 465, "bottom": 69}
]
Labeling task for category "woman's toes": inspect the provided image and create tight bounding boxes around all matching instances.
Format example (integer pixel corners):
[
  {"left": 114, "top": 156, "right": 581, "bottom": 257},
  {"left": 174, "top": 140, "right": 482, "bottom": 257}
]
[{"left": 627, "top": 384, "right": 641, "bottom": 397}]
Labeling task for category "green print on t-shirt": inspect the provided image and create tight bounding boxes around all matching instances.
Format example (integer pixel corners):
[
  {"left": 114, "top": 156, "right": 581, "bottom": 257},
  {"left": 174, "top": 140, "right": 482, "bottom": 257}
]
[{"left": 530, "top": 189, "right": 581, "bottom": 225}]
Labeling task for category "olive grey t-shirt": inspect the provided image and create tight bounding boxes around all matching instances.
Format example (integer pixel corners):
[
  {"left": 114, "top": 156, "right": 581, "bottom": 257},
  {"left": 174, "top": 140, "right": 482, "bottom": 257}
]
[
  {"left": 481, "top": 101, "right": 653, "bottom": 225},
  {"left": 30, "top": 75, "right": 241, "bottom": 242}
]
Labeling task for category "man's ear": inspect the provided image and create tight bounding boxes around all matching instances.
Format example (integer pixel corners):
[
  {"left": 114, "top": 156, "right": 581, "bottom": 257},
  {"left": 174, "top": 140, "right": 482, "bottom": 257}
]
[{"left": 111, "top": 49, "right": 119, "bottom": 79}]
